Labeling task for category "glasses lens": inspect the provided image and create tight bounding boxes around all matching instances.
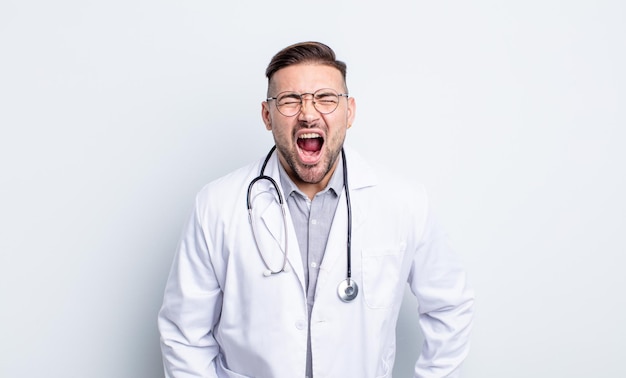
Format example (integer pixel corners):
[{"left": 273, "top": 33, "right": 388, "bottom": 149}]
[
  {"left": 276, "top": 92, "right": 302, "bottom": 117},
  {"left": 313, "top": 89, "right": 340, "bottom": 114}
]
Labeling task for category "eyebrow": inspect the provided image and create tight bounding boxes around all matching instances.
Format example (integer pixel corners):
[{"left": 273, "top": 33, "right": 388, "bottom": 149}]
[{"left": 278, "top": 92, "right": 301, "bottom": 99}]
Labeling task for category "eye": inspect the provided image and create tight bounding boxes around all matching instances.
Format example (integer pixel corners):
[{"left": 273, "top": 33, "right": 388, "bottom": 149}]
[
  {"left": 317, "top": 96, "right": 338, "bottom": 104},
  {"left": 282, "top": 100, "right": 300, "bottom": 106},
  {"left": 314, "top": 89, "right": 339, "bottom": 104},
  {"left": 315, "top": 93, "right": 339, "bottom": 104}
]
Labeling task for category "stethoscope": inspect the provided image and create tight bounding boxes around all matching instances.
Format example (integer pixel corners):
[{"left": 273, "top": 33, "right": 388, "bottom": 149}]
[{"left": 246, "top": 146, "right": 358, "bottom": 302}]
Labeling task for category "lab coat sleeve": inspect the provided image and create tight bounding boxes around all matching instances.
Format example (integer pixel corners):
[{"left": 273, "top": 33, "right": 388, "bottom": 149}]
[
  {"left": 158, "top": 197, "right": 222, "bottom": 378},
  {"left": 408, "top": 206, "right": 474, "bottom": 378}
]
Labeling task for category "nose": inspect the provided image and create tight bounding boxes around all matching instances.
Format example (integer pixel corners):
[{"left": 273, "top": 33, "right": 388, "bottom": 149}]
[{"left": 298, "top": 93, "right": 319, "bottom": 121}]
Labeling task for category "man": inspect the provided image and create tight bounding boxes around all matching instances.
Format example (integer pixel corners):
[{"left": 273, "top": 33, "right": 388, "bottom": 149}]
[{"left": 158, "top": 41, "right": 474, "bottom": 377}]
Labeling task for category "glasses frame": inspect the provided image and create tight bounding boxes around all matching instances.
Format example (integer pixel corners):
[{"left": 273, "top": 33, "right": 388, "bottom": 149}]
[{"left": 266, "top": 88, "right": 349, "bottom": 117}]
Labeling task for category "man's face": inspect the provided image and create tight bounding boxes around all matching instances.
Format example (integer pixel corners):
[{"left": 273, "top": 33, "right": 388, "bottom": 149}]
[{"left": 261, "top": 63, "right": 356, "bottom": 189}]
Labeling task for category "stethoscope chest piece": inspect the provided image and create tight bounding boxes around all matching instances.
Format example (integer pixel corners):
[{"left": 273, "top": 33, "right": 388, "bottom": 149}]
[{"left": 337, "top": 278, "right": 359, "bottom": 302}]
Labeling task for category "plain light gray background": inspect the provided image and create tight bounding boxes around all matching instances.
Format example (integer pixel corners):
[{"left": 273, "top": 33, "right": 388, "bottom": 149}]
[{"left": 1, "top": 1, "right": 624, "bottom": 377}]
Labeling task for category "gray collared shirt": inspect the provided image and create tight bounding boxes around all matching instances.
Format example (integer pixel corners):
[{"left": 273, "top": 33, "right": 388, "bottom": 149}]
[
  {"left": 278, "top": 156, "right": 344, "bottom": 378},
  {"left": 278, "top": 158, "right": 344, "bottom": 302}
]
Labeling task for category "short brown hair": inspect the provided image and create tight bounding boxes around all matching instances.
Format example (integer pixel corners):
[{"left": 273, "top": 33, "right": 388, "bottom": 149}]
[{"left": 265, "top": 41, "right": 347, "bottom": 93}]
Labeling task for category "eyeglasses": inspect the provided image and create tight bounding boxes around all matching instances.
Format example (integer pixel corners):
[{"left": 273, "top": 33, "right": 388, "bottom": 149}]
[{"left": 266, "top": 88, "right": 349, "bottom": 117}]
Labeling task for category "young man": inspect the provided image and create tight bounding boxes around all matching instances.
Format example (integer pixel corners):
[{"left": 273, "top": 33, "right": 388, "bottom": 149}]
[{"left": 159, "top": 41, "right": 474, "bottom": 377}]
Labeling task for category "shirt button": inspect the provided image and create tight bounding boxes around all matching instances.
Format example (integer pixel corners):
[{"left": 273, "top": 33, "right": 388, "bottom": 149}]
[
  {"left": 295, "top": 320, "right": 306, "bottom": 330},
  {"left": 311, "top": 219, "right": 318, "bottom": 225},
  {"left": 311, "top": 262, "right": 317, "bottom": 268}
]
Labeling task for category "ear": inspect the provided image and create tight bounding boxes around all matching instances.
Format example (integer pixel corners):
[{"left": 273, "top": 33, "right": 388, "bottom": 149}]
[
  {"left": 261, "top": 101, "right": 272, "bottom": 130},
  {"left": 346, "top": 96, "right": 356, "bottom": 129}
]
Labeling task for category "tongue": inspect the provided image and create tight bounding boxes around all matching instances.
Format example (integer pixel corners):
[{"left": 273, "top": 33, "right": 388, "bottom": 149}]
[{"left": 298, "top": 137, "right": 322, "bottom": 152}]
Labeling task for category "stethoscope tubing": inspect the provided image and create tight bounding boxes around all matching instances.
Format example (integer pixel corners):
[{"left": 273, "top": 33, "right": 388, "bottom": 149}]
[
  {"left": 342, "top": 146, "right": 353, "bottom": 285},
  {"left": 246, "top": 146, "right": 358, "bottom": 301}
]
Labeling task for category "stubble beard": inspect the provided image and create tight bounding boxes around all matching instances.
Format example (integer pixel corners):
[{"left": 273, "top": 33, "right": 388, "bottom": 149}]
[{"left": 277, "top": 143, "right": 342, "bottom": 185}]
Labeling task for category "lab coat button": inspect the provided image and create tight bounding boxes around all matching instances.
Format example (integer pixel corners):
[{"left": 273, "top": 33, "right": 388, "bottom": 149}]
[{"left": 295, "top": 320, "right": 306, "bottom": 330}]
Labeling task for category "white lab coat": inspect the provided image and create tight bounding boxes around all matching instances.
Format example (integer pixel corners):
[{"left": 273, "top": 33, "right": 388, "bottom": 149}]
[{"left": 158, "top": 146, "right": 474, "bottom": 378}]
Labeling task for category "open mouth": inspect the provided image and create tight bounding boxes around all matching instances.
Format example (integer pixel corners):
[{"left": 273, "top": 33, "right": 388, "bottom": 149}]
[{"left": 296, "top": 132, "right": 324, "bottom": 163}]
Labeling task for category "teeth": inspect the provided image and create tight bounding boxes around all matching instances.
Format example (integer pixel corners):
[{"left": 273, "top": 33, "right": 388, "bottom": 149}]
[{"left": 299, "top": 133, "right": 321, "bottom": 139}]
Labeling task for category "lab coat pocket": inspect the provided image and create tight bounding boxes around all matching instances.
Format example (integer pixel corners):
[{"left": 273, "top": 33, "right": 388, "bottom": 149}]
[{"left": 361, "top": 248, "right": 403, "bottom": 309}]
